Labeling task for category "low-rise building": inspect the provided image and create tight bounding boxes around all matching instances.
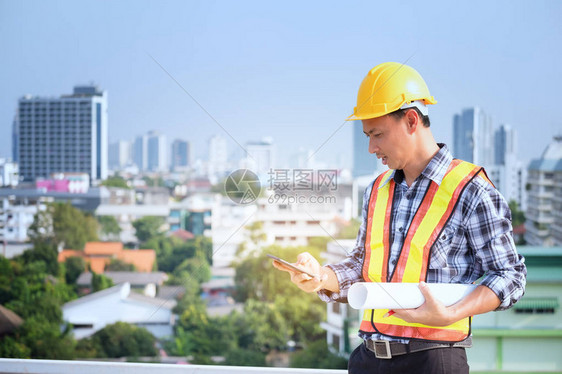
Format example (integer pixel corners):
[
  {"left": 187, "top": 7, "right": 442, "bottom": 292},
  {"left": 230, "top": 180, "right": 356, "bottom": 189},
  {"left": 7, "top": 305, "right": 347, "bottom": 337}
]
[
  {"left": 525, "top": 136, "right": 562, "bottom": 246},
  {"left": 76, "top": 271, "right": 168, "bottom": 297},
  {"left": 58, "top": 242, "right": 156, "bottom": 273},
  {"left": 62, "top": 282, "right": 176, "bottom": 339}
]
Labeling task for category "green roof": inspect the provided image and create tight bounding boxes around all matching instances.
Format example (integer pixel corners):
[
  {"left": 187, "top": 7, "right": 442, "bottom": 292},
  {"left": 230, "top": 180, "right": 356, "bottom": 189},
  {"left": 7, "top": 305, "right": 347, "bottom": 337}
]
[
  {"left": 473, "top": 328, "right": 562, "bottom": 338},
  {"left": 513, "top": 297, "right": 559, "bottom": 310}
]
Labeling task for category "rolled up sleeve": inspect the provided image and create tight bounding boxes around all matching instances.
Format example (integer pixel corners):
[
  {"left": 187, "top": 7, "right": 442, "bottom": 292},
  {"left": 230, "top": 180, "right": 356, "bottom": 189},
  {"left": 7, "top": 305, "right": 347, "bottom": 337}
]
[
  {"left": 467, "top": 184, "right": 527, "bottom": 311},
  {"left": 318, "top": 182, "right": 373, "bottom": 303}
]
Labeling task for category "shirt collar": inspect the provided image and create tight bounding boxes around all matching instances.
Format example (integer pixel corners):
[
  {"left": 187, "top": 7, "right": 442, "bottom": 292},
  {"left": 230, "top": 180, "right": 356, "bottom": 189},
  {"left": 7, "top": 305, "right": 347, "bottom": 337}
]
[{"left": 378, "top": 143, "right": 452, "bottom": 189}]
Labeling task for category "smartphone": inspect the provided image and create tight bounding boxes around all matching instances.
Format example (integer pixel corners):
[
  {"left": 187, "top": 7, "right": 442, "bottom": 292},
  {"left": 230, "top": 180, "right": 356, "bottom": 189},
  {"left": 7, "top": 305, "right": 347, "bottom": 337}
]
[{"left": 267, "top": 254, "right": 319, "bottom": 278}]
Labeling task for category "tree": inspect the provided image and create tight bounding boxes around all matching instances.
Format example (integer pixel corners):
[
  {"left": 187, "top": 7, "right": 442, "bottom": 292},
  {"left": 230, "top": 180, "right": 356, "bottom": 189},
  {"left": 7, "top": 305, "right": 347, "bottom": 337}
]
[
  {"left": 21, "top": 242, "right": 59, "bottom": 276},
  {"left": 0, "top": 253, "right": 77, "bottom": 359},
  {"left": 105, "top": 258, "right": 136, "bottom": 271},
  {"left": 132, "top": 216, "right": 164, "bottom": 243},
  {"left": 101, "top": 175, "right": 130, "bottom": 189},
  {"left": 28, "top": 202, "right": 98, "bottom": 250},
  {"left": 224, "top": 348, "right": 266, "bottom": 366},
  {"left": 64, "top": 256, "right": 86, "bottom": 285},
  {"left": 233, "top": 245, "right": 327, "bottom": 345},
  {"left": 290, "top": 340, "right": 348, "bottom": 369},
  {"left": 91, "top": 272, "right": 114, "bottom": 292},
  {"left": 88, "top": 322, "right": 157, "bottom": 358},
  {"left": 97, "top": 215, "right": 122, "bottom": 240},
  {"left": 508, "top": 200, "right": 526, "bottom": 227}
]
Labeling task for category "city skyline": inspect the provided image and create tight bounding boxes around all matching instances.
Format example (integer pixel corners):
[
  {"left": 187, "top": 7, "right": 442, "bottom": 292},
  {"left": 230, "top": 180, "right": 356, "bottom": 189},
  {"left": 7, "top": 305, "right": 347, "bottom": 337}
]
[{"left": 2, "top": 1, "right": 561, "bottom": 168}]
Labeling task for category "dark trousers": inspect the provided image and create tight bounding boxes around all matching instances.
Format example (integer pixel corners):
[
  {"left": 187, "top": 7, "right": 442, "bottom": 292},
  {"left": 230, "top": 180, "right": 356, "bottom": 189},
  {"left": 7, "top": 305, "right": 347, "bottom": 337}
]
[{"left": 348, "top": 342, "right": 469, "bottom": 374}]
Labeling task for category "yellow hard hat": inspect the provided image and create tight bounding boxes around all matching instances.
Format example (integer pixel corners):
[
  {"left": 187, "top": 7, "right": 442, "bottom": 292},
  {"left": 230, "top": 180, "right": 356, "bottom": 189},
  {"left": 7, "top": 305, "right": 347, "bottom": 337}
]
[{"left": 346, "top": 62, "right": 437, "bottom": 121}]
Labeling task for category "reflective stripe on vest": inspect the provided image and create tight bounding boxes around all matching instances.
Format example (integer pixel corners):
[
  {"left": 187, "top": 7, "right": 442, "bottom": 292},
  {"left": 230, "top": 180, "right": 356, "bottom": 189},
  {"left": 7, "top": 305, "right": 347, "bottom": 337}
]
[{"left": 359, "top": 159, "right": 485, "bottom": 342}]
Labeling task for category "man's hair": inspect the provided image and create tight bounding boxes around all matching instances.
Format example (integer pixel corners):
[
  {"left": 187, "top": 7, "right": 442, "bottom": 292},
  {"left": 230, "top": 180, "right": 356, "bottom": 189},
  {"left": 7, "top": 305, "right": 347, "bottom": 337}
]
[{"left": 388, "top": 107, "right": 431, "bottom": 127}]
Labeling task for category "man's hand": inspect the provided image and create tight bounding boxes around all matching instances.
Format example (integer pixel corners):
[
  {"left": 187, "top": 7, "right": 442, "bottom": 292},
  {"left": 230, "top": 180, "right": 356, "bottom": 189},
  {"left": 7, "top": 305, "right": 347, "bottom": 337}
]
[
  {"left": 391, "top": 282, "right": 455, "bottom": 326},
  {"left": 271, "top": 252, "right": 328, "bottom": 293}
]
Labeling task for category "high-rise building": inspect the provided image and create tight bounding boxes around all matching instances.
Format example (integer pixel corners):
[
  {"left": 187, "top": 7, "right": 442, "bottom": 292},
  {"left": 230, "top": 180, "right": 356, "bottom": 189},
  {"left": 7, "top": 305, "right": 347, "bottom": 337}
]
[
  {"left": 133, "top": 134, "right": 148, "bottom": 172},
  {"left": 15, "top": 85, "right": 108, "bottom": 183},
  {"left": 453, "top": 107, "right": 494, "bottom": 166},
  {"left": 488, "top": 124, "right": 527, "bottom": 210},
  {"left": 352, "top": 120, "right": 380, "bottom": 177},
  {"left": 12, "top": 114, "right": 19, "bottom": 163},
  {"left": 494, "top": 124, "right": 516, "bottom": 166},
  {"left": 108, "top": 140, "right": 131, "bottom": 170},
  {"left": 147, "top": 131, "right": 167, "bottom": 172},
  {"left": 525, "top": 136, "right": 562, "bottom": 246},
  {"left": 245, "top": 137, "right": 275, "bottom": 176},
  {"left": 171, "top": 139, "right": 190, "bottom": 171},
  {"left": 208, "top": 135, "right": 228, "bottom": 178}
]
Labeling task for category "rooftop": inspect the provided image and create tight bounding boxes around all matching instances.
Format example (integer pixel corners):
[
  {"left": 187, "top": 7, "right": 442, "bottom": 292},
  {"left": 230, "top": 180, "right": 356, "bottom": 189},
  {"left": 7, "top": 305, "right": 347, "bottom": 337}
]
[{"left": 76, "top": 271, "right": 168, "bottom": 287}]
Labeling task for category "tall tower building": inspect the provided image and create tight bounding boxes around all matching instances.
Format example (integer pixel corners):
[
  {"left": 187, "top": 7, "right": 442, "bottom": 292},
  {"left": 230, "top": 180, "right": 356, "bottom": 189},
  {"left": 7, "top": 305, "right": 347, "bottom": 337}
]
[
  {"left": 15, "top": 85, "right": 108, "bottom": 183},
  {"left": 108, "top": 140, "right": 131, "bottom": 170},
  {"left": 352, "top": 120, "right": 380, "bottom": 177},
  {"left": 171, "top": 139, "right": 190, "bottom": 171},
  {"left": 208, "top": 135, "right": 228, "bottom": 178},
  {"left": 453, "top": 107, "right": 494, "bottom": 167},
  {"left": 133, "top": 134, "right": 148, "bottom": 172},
  {"left": 488, "top": 124, "right": 526, "bottom": 211},
  {"left": 147, "top": 131, "right": 167, "bottom": 172},
  {"left": 245, "top": 137, "right": 275, "bottom": 176}
]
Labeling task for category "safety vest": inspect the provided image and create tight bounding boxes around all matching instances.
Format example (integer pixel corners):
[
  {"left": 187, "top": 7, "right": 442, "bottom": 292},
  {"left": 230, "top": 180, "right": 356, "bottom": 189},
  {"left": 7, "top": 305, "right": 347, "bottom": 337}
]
[{"left": 359, "top": 159, "right": 492, "bottom": 342}]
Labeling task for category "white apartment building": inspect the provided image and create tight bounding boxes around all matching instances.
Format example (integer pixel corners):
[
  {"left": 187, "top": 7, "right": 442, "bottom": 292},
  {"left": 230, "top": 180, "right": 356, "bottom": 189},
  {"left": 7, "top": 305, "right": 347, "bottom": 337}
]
[
  {"left": 0, "top": 159, "right": 19, "bottom": 187},
  {"left": 15, "top": 85, "right": 108, "bottom": 183},
  {"left": 525, "top": 136, "right": 562, "bottom": 246},
  {"left": 254, "top": 196, "right": 338, "bottom": 248},
  {"left": 0, "top": 195, "right": 45, "bottom": 243}
]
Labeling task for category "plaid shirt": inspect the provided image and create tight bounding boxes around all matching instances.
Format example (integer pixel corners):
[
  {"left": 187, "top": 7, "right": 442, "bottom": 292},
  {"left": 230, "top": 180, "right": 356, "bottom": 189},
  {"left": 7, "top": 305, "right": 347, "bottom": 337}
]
[{"left": 318, "top": 144, "right": 526, "bottom": 343}]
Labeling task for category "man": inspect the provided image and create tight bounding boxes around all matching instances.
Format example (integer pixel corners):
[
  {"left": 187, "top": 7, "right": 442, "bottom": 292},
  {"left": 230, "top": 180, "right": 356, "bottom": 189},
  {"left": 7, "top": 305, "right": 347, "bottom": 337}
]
[{"left": 272, "top": 62, "right": 526, "bottom": 373}]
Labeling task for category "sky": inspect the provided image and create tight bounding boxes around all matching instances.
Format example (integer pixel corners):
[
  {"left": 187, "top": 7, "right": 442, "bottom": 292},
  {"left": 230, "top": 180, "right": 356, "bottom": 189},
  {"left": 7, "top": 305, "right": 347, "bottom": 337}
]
[{"left": 1, "top": 0, "right": 561, "bottom": 168}]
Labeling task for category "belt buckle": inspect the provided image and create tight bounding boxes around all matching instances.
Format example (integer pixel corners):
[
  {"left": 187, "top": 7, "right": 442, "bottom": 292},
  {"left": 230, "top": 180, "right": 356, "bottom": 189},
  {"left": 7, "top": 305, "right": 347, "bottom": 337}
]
[{"left": 373, "top": 340, "right": 392, "bottom": 359}]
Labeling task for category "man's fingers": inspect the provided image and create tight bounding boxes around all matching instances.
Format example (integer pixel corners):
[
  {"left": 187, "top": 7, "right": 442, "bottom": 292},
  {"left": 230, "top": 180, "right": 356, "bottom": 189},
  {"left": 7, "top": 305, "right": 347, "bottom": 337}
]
[
  {"left": 418, "top": 281, "right": 437, "bottom": 304},
  {"left": 272, "top": 260, "right": 296, "bottom": 274}
]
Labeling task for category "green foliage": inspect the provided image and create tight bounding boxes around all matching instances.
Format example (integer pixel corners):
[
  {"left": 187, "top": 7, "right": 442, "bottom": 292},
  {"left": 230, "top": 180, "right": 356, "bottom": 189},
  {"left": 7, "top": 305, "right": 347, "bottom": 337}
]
[
  {"left": 97, "top": 215, "right": 122, "bottom": 239},
  {"left": 0, "top": 335, "right": 31, "bottom": 358},
  {"left": 91, "top": 272, "right": 114, "bottom": 292},
  {"left": 20, "top": 242, "right": 59, "bottom": 276},
  {"left": 28, "top": 202, "right": 99, "bottom": 250},
  {"left": 508, "top": 199, "right": 526, "bottom": 227},
  {"left": 65, "top": 256, "right": 86, "bottom": 285},
  {"left": 224, "top": 348, "right": 266, "bottom": 366},
  {"left": 18, "top": 315, "right": 76, "bottom": 359},
  {"left": 105, "top": 258, "right": 136, "bottom": 271},
  {"left": 233, "top": 245, "right": 327, "bottom": 345},
  {"left": 86, "top": 322, "right": 157, "bottom": 358},
  {"left": 290, "top": 340, "right": 348, "bottom": 369},
  {"left": 0, "top": 250, "right": 77, "bottom": 359},
  {"left": 143, "top": 176, "right": 165, "bottom": 187},
  {"left": 146, "top": 235, "right": 212, "bottom": 275},
  {"left": 133, "top": 216, "right": 164, "bottom": 243},
  {"left": 101, "top": 175, "right": 130, "bottom": 189}
]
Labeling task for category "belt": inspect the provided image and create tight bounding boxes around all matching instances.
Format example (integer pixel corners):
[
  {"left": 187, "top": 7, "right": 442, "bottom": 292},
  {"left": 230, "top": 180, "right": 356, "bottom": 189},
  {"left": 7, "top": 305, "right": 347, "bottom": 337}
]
[{"left": 365, "top": 337, "right": 472, "bottom": 360}]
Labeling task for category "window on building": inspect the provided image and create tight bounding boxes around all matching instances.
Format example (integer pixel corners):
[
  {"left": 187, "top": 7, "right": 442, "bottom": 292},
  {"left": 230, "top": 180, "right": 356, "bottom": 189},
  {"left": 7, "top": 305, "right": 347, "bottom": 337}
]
[
  {"left": 332, "top": 302, "right": 340, "bottom": 315},
  {"left": 513, "top": 298, "right": 559, "bottom": 314},
  {"left": 332, "top": 334, "right": 340, "bottom": 350}
]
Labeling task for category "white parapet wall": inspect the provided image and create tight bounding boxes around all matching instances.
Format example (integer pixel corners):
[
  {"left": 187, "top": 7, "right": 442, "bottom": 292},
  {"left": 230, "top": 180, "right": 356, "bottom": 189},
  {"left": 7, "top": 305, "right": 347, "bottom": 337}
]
[{"left": 0, "top": 359, "right": 347, "bottom": 374}]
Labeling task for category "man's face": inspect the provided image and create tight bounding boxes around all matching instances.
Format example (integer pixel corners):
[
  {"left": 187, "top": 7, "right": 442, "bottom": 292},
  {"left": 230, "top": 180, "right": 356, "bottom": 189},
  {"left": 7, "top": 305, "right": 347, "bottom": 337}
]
[{"left": 362, "top": 113, "right": 413, "bottom": 170}]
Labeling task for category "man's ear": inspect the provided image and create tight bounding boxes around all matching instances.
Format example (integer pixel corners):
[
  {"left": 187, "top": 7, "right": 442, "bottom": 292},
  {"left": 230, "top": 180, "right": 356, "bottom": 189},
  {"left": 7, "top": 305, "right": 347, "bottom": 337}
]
[{"left": 405, "top": 109, "right": 419, "bottom": 134}]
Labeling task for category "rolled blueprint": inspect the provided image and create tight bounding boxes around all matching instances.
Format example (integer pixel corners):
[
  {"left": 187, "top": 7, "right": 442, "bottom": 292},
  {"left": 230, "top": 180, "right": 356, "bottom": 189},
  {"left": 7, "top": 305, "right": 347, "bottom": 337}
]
[{"left": 348, "top": 282, "right": 477, "bottom": 310}]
